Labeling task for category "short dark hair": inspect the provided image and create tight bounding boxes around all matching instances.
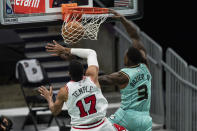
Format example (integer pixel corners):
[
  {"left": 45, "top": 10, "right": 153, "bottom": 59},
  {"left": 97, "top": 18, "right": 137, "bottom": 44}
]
[
  {"left": 127, "top": 47, "right": 145, "bottom": 65},
  {"left": 69, "top": 60, "right": 84, "bottom": 82}
]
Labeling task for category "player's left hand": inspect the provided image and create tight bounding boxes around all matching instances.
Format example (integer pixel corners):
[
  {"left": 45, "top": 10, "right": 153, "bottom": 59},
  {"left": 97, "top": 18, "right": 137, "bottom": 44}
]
[
  {"left": 46, "top": 40, "right": 70, "bottom": 56},
  {"left": 38, "top": 86, "right": 53, "bottom": 102}
]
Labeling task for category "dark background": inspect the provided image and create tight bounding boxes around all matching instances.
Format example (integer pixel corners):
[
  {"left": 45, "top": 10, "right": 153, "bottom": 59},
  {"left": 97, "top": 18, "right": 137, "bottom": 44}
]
[{"left": 135, "top": 0, "right": 197, "bottom": 66}]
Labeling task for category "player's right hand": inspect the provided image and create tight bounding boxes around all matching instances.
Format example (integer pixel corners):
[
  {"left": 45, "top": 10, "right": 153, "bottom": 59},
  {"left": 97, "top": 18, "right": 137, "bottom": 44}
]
[{"left": 109, "top": 9, "right": 123, "bottom": 20}]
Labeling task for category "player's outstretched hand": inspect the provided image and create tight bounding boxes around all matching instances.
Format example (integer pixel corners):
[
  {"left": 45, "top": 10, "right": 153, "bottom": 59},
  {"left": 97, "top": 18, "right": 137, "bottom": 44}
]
[
  {"left": 38, "top": 86, "right": 53, "bottom": 102},
  {"left": 109, "top": 9, "right": 124, "bottom": 20},
  {"left": 46, "top": 40, "right": 71, "bottom": 56}
]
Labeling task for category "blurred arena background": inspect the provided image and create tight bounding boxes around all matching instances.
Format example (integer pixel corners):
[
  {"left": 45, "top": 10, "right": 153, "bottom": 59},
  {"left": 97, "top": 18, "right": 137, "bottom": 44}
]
[{"left": 0, "top": 0, "right": 197, "bottom": 131}]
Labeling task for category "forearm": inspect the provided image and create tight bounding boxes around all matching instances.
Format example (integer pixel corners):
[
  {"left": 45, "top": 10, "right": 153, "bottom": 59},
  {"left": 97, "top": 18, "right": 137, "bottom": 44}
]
[
  {"left": 119, "top": 16, "right": 140, "bottom": 40},
  {"left": 59, "top": 53, "right": 77, "bottom": 61},
  {"left": 48, "top": 99, "right": 61, "bottom": 116},
  {"left": 98, "top": 72, "right": 129, "bottom": 87},
  {"left": 98, "top": 75, "right": 115, "bottom": 86}
]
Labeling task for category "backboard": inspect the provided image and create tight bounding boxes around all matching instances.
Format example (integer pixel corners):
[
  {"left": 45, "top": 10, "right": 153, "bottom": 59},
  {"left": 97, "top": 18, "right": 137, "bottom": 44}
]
[
  {"left": 0, "top": 0, "right": 143, "bottom": 26},
  {"left": 96, "top": 0, "right": 143, "bottom": 20}
]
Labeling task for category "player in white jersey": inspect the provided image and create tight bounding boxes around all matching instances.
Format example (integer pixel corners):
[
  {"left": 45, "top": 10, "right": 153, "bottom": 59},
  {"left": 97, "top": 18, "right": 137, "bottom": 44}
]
[{"left": 38, "top": 40, "right": 127, "bottom": 131}]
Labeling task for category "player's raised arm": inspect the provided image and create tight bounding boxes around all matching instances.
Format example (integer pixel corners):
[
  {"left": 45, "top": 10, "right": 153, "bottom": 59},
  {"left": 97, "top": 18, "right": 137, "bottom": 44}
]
[
  {"left": 46, "top": 40, "right": 99, "bottom": 84},
  {"left": 110, "top": 9, "right": 147, "bottom": 58},
  {"left": 38, "top": 86, "right": 68, "bottom": 116},
  {"left": 110, "top": 9, "right": 140, "bottom": 40}
]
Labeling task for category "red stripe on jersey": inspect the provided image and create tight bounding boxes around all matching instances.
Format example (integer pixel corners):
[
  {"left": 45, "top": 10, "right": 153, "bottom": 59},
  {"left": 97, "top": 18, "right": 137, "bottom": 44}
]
[
  {"left": 80, "top": 119, "right": 102, "bottom": 126},
  {"left": 72, "top": 119, "right": 105, "bottom": 130}
]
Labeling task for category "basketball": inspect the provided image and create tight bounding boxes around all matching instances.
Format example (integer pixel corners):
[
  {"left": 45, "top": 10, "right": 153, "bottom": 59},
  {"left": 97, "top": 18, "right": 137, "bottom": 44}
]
[{"left": 62, "top": 21, "right": 85, "bottom": 44}]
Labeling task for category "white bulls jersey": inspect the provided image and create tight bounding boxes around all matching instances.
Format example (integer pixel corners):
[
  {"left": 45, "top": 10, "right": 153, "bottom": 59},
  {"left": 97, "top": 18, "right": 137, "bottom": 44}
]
[{"left": 65, "top": 76, "right": 108, "bottom": 126}]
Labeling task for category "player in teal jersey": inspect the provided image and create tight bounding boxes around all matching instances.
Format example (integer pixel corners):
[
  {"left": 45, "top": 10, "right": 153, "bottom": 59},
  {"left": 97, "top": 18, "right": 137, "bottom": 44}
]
[{"left": 98, "top": 10, "right": 152, "bottom": 131}]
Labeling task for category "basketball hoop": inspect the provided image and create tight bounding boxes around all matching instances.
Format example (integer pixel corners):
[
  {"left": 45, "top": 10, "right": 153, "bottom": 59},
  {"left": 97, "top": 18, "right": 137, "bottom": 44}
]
[{"left": 61, "top": 4, "right": 109, "bottom": 44}]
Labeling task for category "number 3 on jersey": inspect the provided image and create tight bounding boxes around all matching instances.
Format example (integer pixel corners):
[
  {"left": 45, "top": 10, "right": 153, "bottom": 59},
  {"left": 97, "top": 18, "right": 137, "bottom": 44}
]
[
  {"left": 138, "top": 85, "right": 148, "bottom": 101},
  {"left": 76, "top": 94, "right": 97, "bottom": 117}
]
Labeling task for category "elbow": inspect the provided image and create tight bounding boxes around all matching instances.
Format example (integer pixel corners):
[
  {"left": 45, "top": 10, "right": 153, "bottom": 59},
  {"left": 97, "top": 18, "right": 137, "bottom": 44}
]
[
  {"left": 88, "top": 49, "right": 97, "bottom": 57},
  {"left": 87, "top": 49, "right": 99, "bottom": 68},
  {"left": 51, "top": 110, "right": 61, "bottom": 116},
  {"left": 50, "top": 106, "right": 61, "bottom": 116},
  {"left": 52, "top": 112, "right": 58, "bottom": 116}
]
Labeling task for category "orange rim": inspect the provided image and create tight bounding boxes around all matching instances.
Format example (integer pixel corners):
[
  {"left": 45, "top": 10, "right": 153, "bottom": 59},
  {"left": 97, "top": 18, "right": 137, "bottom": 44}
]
[
  {"left": 67, "top": 7, "right": 109, "bottom": 14},
  {"left": 61, "top": 4, "right": 109, "bottom": 21},
  {"left": 62, "top": 6, "right": 109, "bottom": 15}
]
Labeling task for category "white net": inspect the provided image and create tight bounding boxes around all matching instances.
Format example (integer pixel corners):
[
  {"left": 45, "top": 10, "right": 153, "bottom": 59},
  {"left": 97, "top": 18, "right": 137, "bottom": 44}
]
[{"left": 61, "top": 13, "right": 109, "bottom": 44}]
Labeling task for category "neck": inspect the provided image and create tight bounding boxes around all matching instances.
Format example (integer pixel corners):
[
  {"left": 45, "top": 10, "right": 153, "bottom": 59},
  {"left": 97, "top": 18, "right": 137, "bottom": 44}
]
[
  {"left": 125, "top": 63, "right": 140, "bottom": 68},
  {"left": 71, "top": 77, "right": 83, "bottom": 82}
]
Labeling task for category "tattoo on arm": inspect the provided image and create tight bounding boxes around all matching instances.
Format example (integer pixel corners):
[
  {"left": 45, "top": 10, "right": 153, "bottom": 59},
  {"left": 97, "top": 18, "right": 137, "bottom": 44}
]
[{"left": 98, "top": 72, "right": 129, "bottom": 86}]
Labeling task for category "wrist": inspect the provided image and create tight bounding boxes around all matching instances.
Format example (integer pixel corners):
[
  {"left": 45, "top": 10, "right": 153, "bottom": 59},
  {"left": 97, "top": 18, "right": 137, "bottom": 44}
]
[
  {"left": 120, "top": 16, "right": 129, "bottom": 25},
  {"left": 119, "top": 15, "right": 125, "bottom": 21},
  {"left": 64, "top": 48, "right": 71, "bottom": 55},
  {"left": 58, "top": 48, "right": 71, "bottom": 56},
  {"left": 47, "top": 97, "right": 53, "bottom": 103}
]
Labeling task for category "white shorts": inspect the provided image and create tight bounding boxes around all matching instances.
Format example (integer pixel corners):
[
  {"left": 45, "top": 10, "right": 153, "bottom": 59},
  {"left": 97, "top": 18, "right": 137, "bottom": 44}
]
[{"left": 71, "top": 118, "right": 117, "bottom": 131}]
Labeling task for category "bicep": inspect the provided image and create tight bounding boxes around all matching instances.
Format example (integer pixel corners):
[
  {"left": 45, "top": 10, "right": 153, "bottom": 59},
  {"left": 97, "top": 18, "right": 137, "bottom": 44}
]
[
  {"left": 113, "top": 72, "right": 129, "bottom": 86},
  {"left": 132, "top": 40, "right": 146, "bottom": 54},
  {"left": 99, "top": 72, "right": 129, "bottom": 86},
  {"left": 132, "top": 39, "right": 148, "bottom": 63}
]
